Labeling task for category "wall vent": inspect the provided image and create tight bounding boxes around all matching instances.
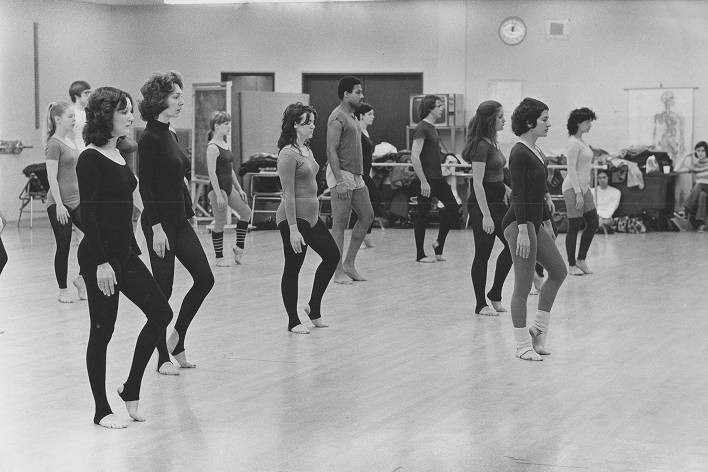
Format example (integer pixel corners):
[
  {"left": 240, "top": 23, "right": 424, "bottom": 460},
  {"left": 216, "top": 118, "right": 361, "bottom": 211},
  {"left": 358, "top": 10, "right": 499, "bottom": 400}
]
[{"left": 546, "top": 19, "right": 570, "bottom": 39}]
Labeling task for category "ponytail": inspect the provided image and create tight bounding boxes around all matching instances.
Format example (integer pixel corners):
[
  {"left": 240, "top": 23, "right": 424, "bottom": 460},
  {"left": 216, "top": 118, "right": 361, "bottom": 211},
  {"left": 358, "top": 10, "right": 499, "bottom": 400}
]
[{"left": 43, "top": 101, "right": 72, "bottom": 149}]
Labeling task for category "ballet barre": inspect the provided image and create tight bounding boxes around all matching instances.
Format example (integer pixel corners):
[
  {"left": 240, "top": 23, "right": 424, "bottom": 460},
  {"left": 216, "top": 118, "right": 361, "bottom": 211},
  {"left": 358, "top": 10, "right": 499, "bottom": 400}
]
[{"left": 371, "top": 162, "right": 469, "bottom": 167}]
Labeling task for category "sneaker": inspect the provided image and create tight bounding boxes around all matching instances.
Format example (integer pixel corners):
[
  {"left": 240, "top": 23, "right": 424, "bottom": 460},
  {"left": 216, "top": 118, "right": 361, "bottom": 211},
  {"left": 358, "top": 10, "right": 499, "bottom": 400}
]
[
  {"left": 233, "top": 247, "right": 244, "bottom": 264},
  {"left": 568, "top": 265, "right": 584, "bottom": 276},
  {"left": 575, "top": 260, "right": 593, "bottom": 274}
]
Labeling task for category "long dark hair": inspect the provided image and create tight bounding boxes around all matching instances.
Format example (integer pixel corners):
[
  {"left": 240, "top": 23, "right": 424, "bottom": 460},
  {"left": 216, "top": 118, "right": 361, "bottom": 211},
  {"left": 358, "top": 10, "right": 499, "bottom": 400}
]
[
  {"left": 277, "top": 102, "right": 317, "bottom": 151},
  {"left": 462, "top": 100, "right": 501, "bottom": 161}
]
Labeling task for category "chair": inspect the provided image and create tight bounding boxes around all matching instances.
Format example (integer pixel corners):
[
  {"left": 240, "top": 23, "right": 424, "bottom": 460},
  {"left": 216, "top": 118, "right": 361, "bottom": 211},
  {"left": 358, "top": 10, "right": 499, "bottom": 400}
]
[
  {"left": 246, "top": 172, "right": 282, "bottom": 226},
  {"left": 18, "top": 163, "right": 49, "bottom": 228}
]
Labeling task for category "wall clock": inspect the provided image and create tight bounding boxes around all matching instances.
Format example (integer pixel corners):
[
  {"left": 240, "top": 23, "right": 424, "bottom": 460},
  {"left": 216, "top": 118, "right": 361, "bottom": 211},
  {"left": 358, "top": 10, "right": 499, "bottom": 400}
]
[{"left": 499, "top": 16, "right": 527, "bottom": 46}]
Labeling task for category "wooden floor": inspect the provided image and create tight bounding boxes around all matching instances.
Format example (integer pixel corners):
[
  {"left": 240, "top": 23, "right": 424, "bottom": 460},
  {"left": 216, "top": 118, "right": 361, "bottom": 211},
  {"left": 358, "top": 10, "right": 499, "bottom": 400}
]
[{"left": 0, "top": 219, "right": 706, "bottom": 472}]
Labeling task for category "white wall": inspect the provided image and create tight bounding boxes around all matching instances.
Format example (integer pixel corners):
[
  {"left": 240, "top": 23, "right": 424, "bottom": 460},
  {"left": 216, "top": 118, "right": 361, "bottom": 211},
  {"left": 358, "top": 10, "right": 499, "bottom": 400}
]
[
  {"left": 464, "top": 0, "right": 708, "bottom": 155},
  {"left": 0, "top": 0, "right": 115, "bottom": 222},
  {"left": 2, "top": 0, "right": 707, "bottom": 221}
]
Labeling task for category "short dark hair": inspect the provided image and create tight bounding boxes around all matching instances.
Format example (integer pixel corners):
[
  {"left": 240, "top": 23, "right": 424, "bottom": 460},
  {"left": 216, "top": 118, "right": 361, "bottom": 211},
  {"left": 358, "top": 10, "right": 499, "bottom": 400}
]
[
  {"left": 419, "top": 95, "right": 440, "bottom": 121},
  {"left": 83, "top": 87, "right": 133, "bottom": 147},
  {"left": 596, "top": 168, "right": 610, "bottom": 178},
  {"left": 511, "top": 97, "right": 549, "bottom": 136},
  {"left": 138, "top": 71, "right": 183, "bottom": 121},
  {"left": 567, "top": 107, "right": 597, "bottom": 135},
  {"left": 338, "top": 76, "right": 361, "bottom": 100},
  {"left": 354, "top": 102, "right": 374, "bottom": 119},
  {"left": 69, "top": 80, "right": 91, "bottom": 103},
  {"left": 695, "top": 141, "right": 708, "bottom": 154},
  {"left": 278, "top": 102, "right": 317, "bottom": 151}
]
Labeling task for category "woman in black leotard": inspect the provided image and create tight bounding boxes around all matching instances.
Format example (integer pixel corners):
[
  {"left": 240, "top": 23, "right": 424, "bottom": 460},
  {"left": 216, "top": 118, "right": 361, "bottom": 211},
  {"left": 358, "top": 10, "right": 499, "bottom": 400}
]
[
  {"left": 355, "top": 102, "right": 380, "bottom": 248},
  {"left": 502, "top": 98, "right": 567, "bottom": 361},
  {"left": 0, "top": 209, "right": 7, "bottom": 275},
  {"left": 463, "top": 100, "right": 513, "bottom": 316},
  {"left": 138, "top": 71, "right": 214, "bottom": 375},
  {"left": 77, "top": 87, "right": 173, "bottom": 428}
]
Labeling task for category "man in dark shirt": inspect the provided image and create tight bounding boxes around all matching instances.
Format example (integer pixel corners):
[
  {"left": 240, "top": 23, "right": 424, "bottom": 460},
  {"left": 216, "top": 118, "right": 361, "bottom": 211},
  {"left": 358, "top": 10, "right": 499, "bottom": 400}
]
[
  {"left": 326, "top": 76, "right": 374, "bottom": 283},
  {"left": 410, "top": 95, "right": 460, "bottom": 262}
]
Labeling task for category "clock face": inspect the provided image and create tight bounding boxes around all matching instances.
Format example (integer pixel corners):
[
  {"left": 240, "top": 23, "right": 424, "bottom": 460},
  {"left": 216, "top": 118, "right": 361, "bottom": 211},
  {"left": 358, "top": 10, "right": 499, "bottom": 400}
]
[{"left": 499, "top": 16, "right": 527, "bottom": 46}]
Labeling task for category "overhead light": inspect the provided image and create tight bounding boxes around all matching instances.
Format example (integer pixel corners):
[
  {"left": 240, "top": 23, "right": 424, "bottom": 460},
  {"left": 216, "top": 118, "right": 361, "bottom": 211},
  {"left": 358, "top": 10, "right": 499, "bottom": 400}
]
[{"left": 164, "top": 0, "right": 378, "bottom": 3}]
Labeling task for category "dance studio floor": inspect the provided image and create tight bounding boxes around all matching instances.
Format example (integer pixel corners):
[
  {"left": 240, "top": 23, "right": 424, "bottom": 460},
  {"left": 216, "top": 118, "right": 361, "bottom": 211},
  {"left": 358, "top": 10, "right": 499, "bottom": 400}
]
[{"left": 1, "top": 219, "right": 706, "bottom": 472}]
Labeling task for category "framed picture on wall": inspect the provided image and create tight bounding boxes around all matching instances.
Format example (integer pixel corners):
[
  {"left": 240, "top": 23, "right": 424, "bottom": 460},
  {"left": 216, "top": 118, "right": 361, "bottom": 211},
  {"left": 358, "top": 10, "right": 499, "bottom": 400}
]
[{"left": 627, "top": 87, "right": 695, "bottom": 166}]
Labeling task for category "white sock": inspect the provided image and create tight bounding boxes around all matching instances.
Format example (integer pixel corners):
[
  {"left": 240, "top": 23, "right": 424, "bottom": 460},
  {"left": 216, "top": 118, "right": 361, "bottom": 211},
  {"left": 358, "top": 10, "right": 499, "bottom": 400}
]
[
  {"left": 514, "top": 327, "right": 532, "bottom": 350},
  {"left": 533, "top": 310, "right": 550, "bottom": 334}
]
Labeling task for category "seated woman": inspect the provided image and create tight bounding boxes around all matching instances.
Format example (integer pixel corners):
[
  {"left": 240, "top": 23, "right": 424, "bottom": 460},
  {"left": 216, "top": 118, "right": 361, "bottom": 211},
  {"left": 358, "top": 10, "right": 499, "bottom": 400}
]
[
  {"left": 685, "top": 141, "right": 708, "bottom": 232},
  {"left": 593, "top": 168, "right": 621, "bottom": 232}
]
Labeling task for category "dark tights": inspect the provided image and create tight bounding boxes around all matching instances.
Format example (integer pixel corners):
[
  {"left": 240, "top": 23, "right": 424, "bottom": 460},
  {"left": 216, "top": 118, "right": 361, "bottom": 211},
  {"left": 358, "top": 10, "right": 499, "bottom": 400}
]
[
  {"left": 415, "top": 179, "right": 460, "bottom": 260},
  {"left": 83, "top": 252, "right": 172, "bottom": 424},
  {"left": 278, "top": 218, "right": 340, "bottom": 331},
  {"left": 0, "top": 237, "right": 7, "bottom": 275},
  {"left": 468, "top": 183, "right": 512, "bottom": 312},
  {"left": 48, "top": 204, "right": 83, "bottom": 289},
  {"left": 143, "top": 219, "right": 214, "bottom": 367},
  {"left": 565, "top": 209, "right": 599, "bottom": 266}
]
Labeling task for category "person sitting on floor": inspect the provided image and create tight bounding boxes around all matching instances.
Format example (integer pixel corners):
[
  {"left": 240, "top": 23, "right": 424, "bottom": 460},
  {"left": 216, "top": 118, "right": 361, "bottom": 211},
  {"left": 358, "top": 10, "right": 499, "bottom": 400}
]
[
  {"left": 685, "top": 141, "right": 708, "bottom": 232},
  {"left": 593, "top": 168, "right": 621, "bottom": 233}
]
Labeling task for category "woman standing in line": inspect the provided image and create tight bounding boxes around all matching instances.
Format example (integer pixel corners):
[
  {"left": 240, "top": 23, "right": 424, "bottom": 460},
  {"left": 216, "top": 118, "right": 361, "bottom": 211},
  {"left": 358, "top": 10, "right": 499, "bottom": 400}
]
[
  {"left": 205, "top": 111, "right": 251, "bottom": 266},
  {"left": 463, "top": 100, "right": 512, "bottom": 316},
  {"left": 276, "top": 103, "right": 340, "bottom": 334},
  {"left": 138, "top": 71, "right": 214, "bottom": 375},
  {"left": 0, "top": 208, "right": 7, "bottom": 276},
  {"left": 562, "top": 107, "right": 598, "bottom": 275},
  {"left": 502, "top": 98, "right": 567, "bottom": 361},
  {"left": 44, "top": 101, "right": 87, "bottom": 302},
  {"left": 356, "top": 102, "right": 379, "bottom": 248},
  {"left": 77, "top": 87, "right": 172, "bottom": 428}
]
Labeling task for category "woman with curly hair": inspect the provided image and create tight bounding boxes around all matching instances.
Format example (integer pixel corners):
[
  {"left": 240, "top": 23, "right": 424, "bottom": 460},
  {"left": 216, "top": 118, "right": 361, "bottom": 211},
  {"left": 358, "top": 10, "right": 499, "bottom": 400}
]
[
  {"left": 77, "top": 87, "right": 173, "bottom": 428},
  {"left": 463, "top": 100, "right": 512, "bottom": 316},
  {"left": 138, "top": 71, "right": 214, "bottom": 374},
  {"left": 276, "top": 103, "right": 340, "bottom": 334},
  {"left": 502, "top": 98, "right": 567, "bottom": 361},
  {"left": 563, "top": 107, "right": 599, "bottom": 275}
]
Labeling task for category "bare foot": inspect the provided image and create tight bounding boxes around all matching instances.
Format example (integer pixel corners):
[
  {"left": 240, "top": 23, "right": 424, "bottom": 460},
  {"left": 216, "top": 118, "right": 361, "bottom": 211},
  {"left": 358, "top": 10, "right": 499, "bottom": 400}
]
[
  {"left": 342, "top": 264, "right": 367, "bottom": 281},
  {"left": 333, "top": 270, "right": 353, "bottom": 285},
  {"left": 73, "top": 276, "right": 88, "bottom": 300},
  {"left": 305, "top": 306, "right": 329, "bottom": 328},
  {"left": 215, "top": 258, "right": 231, "bottom": 267},
  {"left": 157, "top": 361, "right": 180, "bottom": 376},
  {"left": 58, "top": 289, "right": 74, "bottom": 303},
  {"left": 490, "top": 301, "right": 508, "bottom": 312},
  {"left": 173, "top": 351, "right": 196, "bottom": 368},
  {"left": 96, "top": 413, "right": 128, "bottom": 429},
  {"left": 289, "top": 324, "right": 310, "bottom": 334},
  {"left": 117, "top": 385, "right": 145, "bottom": 422}
]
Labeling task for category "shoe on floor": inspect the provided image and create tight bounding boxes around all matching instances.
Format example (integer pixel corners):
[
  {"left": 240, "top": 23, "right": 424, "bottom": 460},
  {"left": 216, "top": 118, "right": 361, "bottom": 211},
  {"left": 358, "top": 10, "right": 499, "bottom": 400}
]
[{"left": 568, "top": 265, "right": 584, "bottom": 276}]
